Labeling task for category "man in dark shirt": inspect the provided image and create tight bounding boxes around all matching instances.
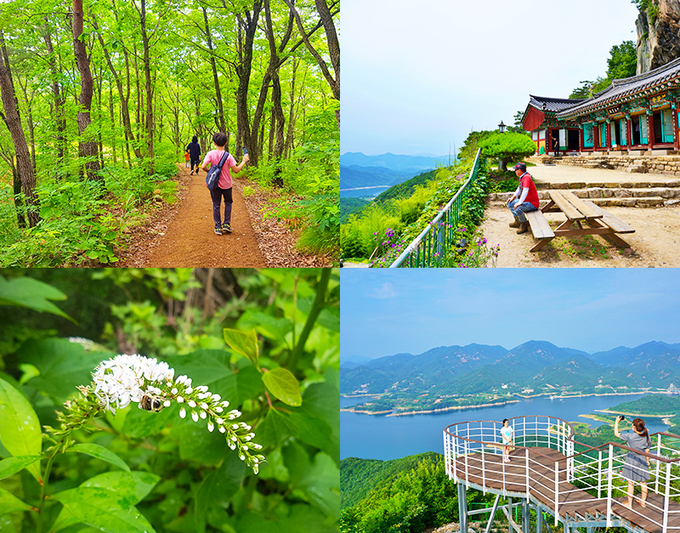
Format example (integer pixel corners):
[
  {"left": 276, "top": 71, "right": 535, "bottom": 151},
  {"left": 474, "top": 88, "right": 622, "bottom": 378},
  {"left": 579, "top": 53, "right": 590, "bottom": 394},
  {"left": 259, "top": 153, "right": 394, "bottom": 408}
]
[{"left": 186, "top": 136, "right": 202, "bottom": 175}]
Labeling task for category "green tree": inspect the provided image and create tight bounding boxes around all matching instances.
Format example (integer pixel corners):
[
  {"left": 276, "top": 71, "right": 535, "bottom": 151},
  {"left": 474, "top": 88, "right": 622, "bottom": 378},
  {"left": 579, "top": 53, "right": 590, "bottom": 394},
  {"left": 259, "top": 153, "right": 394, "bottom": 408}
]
[
  {"left": 479, "top": 132, "right": 536, "bottom": 171},
  {"left": 570, "top": 40, "right": 636, "bottom": 98}
]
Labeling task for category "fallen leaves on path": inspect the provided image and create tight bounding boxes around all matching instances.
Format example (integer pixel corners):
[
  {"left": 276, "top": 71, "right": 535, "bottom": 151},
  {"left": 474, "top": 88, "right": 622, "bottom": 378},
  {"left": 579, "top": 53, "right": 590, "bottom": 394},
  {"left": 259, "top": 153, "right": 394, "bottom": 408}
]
[{"left": 235, "top": 176, "right": 333, "bottom": 268}]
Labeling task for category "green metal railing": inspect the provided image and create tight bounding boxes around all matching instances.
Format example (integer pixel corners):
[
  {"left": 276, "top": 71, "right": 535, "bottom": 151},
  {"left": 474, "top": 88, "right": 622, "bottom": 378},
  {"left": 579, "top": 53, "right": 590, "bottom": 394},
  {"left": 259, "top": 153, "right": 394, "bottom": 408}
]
[{"left": 389, "top": 148, "right": 483, "bottom": 268}]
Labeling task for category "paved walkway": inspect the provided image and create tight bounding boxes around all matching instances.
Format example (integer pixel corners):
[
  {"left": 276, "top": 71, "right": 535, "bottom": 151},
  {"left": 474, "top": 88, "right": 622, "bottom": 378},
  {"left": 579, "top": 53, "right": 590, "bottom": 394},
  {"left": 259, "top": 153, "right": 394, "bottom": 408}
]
[{"left": 529, "top": 164, "right": 680, "bottom": 185}]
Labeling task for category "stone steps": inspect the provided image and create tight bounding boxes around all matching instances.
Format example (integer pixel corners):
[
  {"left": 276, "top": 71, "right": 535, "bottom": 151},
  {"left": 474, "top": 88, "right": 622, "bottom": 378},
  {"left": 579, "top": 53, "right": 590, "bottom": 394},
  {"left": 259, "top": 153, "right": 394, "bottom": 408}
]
[{"left": 488, "top": 187, "right": 680, "bottom": 208}]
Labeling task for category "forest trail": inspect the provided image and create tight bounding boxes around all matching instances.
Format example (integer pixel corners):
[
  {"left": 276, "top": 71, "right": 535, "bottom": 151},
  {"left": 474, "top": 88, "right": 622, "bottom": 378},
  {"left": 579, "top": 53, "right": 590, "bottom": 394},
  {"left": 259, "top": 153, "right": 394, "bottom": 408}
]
[{"left": 121, "top": 165, "right": 266, "bottom": 267}]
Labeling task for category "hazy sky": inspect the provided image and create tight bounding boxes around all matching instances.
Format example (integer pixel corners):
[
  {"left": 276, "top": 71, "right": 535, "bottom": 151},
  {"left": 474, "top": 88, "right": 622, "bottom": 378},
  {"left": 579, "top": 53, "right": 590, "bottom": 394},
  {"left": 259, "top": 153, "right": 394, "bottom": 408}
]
[
  {"left": 340, "top": 269, "right": 680, "bottom": 359},
  {"left": 342, "top": 0, "right": 640, "bottom": 157}
]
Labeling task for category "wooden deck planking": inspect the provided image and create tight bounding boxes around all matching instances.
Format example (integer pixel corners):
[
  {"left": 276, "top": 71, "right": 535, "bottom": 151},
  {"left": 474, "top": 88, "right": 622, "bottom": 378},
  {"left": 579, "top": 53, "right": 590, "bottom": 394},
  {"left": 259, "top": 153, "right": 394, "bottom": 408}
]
[{"left": 452, "top": 447, "right": 680, "bottom": 531}]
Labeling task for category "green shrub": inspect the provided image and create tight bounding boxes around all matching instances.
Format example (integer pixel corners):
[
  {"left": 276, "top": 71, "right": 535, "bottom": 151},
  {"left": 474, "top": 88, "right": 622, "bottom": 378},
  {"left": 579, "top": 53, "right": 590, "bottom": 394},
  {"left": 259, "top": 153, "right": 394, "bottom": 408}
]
[{"left": 479, "top": 132, "right": 536, "bottom": 170}]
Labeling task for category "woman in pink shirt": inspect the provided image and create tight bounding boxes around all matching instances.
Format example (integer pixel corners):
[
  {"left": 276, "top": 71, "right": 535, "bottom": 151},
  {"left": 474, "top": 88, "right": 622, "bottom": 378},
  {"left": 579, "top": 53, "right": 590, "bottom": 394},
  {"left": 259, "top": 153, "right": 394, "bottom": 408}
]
[{"left": 201, "top": 132, "right": 249, "bottom": 235}]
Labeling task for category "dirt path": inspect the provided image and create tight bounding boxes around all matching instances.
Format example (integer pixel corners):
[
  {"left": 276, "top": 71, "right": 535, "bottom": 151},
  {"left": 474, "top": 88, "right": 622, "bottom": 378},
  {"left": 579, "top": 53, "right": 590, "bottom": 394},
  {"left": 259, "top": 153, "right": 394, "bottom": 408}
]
[
  {"left": 120, "top": 166, "right": 266, "bottom": 267},
  {"left": 481, "top": 202, "right": 680, "bottom": 267}
]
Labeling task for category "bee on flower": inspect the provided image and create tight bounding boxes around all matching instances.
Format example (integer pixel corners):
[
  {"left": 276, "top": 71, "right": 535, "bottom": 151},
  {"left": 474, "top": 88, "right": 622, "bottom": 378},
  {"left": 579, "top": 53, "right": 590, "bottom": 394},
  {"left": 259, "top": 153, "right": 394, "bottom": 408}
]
[{"left": 53, "top": 354, "right": 265, "bottom": 473}]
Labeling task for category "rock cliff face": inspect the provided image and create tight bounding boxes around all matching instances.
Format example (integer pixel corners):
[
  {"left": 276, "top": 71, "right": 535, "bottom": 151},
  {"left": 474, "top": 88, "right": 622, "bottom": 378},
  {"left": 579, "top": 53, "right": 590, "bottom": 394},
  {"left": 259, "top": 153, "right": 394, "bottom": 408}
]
[{"left": 637, "top": 0, "right": 680, "bottom": 73}]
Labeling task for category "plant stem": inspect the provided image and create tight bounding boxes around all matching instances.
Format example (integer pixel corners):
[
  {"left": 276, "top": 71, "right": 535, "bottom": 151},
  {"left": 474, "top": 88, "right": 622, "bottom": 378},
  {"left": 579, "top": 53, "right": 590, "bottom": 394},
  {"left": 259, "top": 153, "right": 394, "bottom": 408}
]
[
  {"left": 36, "top": 448, "right": 59, "bottom": 533},
  {"left": 288, "top": 269, "right": 330, "bottom": 371}
]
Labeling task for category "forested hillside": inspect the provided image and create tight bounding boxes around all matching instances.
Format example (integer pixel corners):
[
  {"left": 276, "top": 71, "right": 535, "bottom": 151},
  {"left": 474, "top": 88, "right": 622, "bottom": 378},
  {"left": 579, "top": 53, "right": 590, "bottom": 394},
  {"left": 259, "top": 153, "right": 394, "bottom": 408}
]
[
  {"left": 341, "top": 453, "right": 495, "bottom": 533},
  {"left": 342, "top": 340, "right": 680, "bottom": 414},
  {"left": 0, "top": 0, "right": 339, "bottom": 266}
]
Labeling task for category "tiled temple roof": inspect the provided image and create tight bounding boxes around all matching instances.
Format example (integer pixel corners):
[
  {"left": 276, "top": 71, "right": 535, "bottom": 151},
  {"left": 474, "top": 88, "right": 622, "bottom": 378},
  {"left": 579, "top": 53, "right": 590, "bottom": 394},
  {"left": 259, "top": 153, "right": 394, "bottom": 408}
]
[
  {"left": 557, "top": 56, "right": 680, "bottom": 119},
  {"left": 528, "top": 95, "right": 585, "bottom": 113}
]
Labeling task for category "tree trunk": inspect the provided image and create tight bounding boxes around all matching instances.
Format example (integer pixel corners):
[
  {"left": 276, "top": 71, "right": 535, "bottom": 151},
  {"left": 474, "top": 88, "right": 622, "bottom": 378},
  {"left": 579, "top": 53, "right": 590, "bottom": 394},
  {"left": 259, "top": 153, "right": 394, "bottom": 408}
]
[
  {"left": 109, "top": 83, "right": 116, "bottom": 164},
  {"left": 92, "top": 17, "right": 143, "bottom": 161},
  {"left": 140, "top": 0, "right": 155, "bottom": 174},
  {"left": 264, "top": 0, "right": 287, "bottom": 186},
  {"left": 16, "top": 78, "right": 36, "bottom": 172},
  {"left": 43, "top": 20, "right": 67, "bottom": 164},
  {"left": 0, "top": 32, "right": 39, "bottom": 227},
  {"left": 202, "top": 6, "right": 226, "bottom": 133},
  {"left": 285, "top": 58, "right": 299, "bottom": 158},
  {"left": 284, "top": 0, "right": 339, "bottom": 128},
  {"left": 72, "top": 0, "right": 101, "bottom": 180},
  {"left": 234, "top": 1, "right": 263, "bottom": 162}
]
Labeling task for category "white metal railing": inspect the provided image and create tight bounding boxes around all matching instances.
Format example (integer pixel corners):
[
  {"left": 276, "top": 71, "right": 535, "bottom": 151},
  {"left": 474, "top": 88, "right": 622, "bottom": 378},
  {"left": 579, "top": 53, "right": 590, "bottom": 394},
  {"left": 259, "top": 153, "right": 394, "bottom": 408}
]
[{"left": 443, "top": 416, "right": 680, "bottom": 531}]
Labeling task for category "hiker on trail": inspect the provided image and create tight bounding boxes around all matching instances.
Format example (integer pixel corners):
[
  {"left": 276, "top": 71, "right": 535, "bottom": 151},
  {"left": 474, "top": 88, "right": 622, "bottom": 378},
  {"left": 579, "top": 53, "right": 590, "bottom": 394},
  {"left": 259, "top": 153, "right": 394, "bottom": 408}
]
[
  {"left": 506, "top": 162, "right": 539, "bottom": 235},
  {"left": 186, "top": 136, "right": 201, "bottom": 175},
  {"left": 500, "top": 418, "right": 513, "bottom": 463},
  {"left": 614, "top": 415, "right": 651, "bottom": 509},
  {"left": 201, "top": 132, "right": 249, "bottom": 236},
  {"left": 184, "top": 150, "right": 190, "bottom": 168}
]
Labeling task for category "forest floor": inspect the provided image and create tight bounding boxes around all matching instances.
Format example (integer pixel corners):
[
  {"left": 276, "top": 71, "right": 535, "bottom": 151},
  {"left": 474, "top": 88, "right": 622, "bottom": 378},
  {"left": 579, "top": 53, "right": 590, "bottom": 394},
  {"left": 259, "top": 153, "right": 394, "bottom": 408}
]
[
  {"left": 480, "top": 203, "right": 680, "bottom": 267},
  {"left": 119, "top": 165, "right": 330, "bottom": 268}
]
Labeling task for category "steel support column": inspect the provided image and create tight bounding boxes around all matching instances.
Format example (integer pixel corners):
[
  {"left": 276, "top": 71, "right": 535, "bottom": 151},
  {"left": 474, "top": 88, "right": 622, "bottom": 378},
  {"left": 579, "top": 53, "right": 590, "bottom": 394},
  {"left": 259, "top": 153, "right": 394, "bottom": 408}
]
[{"left": 458, "top": 482, "right": 468, "bottom": 533}]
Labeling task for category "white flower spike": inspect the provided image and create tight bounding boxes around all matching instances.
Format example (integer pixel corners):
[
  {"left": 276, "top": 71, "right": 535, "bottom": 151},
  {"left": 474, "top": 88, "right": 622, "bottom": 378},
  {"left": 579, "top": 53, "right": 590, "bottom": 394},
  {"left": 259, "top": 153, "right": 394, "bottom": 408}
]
[{"left": 88, "top": 354, "right": 264, "bottom": 472}]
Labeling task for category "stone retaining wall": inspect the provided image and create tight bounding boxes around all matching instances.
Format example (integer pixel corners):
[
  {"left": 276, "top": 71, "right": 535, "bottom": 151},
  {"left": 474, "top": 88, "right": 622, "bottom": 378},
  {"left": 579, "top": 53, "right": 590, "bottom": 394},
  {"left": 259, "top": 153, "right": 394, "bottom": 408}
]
[{"left": 528, "top": 154, "right": 680, "bottom": 176}]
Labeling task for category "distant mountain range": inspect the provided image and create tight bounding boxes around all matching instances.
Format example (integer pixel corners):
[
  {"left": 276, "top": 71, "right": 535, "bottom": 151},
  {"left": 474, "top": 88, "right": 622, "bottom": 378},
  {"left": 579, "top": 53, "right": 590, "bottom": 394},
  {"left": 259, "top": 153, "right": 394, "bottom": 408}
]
[
  {"left": 340, "top": 152, "right": 450, "bottom": 189},
  {"left": 341, "top": 340, "right": 680, "bottom": 399}
]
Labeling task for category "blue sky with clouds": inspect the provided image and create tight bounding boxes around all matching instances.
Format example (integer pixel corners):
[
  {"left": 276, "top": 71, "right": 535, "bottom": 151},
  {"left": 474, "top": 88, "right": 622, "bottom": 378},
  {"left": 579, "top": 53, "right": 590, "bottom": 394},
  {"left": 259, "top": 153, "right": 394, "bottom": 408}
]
[
  {"left": 342, "top": 0, "right": 640, "bottom": 157},
  {"left": 340, "top": 269, "right": 680, "bottom": 359}
]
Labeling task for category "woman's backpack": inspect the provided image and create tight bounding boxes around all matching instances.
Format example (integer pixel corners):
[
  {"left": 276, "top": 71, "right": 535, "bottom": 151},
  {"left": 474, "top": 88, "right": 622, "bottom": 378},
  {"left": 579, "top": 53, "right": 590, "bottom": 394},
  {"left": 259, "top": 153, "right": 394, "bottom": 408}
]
[{"left": 205, "top": 151, "right": 229, "bottom": 190}]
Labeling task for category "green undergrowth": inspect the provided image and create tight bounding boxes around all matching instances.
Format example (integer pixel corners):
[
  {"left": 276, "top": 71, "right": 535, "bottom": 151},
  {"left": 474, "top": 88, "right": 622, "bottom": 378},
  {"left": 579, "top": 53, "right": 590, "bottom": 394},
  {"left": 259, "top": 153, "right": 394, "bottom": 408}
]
[
  {"left": 341, "top": 162, "right": 472, "bottom": 263},
  {"left": 1, "top": 154, "right": 180, "bottom": 267},
  {"left": 247, "top": 103, "right": 339, "bottom": 262},
  {"left": 359, "top": 162, "right": 499, "bottom": 268}
]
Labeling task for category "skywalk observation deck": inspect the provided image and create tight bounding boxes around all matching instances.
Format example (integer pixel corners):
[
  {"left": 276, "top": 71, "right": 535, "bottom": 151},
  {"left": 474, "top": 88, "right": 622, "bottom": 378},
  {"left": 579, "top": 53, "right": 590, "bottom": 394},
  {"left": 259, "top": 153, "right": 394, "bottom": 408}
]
[{"left": 443, "top": 416, "right": 680, "bottom": 533}]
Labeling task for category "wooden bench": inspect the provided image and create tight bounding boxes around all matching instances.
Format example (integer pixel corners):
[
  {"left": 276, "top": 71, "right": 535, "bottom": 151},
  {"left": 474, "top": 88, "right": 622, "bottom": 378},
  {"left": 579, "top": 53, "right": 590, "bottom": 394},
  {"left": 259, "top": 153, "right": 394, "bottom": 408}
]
[
  {"left": 527, "top": 191, "right": 635, "bottom": 252},
  {"left": 526, "top": 210, "right": 555, "bottom": 241}
]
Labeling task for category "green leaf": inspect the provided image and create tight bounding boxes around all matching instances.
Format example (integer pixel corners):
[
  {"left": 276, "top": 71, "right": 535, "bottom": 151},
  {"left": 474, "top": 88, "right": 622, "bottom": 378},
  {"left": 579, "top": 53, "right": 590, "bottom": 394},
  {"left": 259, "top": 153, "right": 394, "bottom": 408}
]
[
  {"left": 257, "top": 408, "right": 295, "bottom": 448},
  {"left": 121, "top": 402, "right": 178, "bottom": 439},
  {"left": 66, "top": 444, "right": 131, "bottom": 472},
  {"left": 52, "top": 487, "right": 156, "bottom": 533},
  {"left": 18, "top": 339, "right": 116, "bottom": 404},
  {"left": 0, "top": 377, "right": 41, "bottom": 481},
  {"left": 237, "top": 311, "right": 293, "bottom": 341},
  {"left": 261, "top": 368, "right": 302, "bottom": 407},
  {"left": 0, "top": 487, "right": 34, "bottom": 515},
  {"left": 51, "top": 471, "right": 160, "bottom": 533},
  {"left": 164, "top": 350, "right": 232, "bottom": 387},
  {"left": 317, "top": 307, "right": 339, "bottom": 332},
  {"left": 195, "top": 452, "right": 246, "bottom": 533},
  {"left": 81, "top": 471, "right": 160, "bottom": 502},
  {"left": 0, "top": 276, "right": 71, "bottom": 319},
  {"left": 223, "top": 329, "right": 259, "bottom": 365},
  {"left": 173, "top": 422, "right": 226, "bottom": 466},
  {"left": 235, "top": 504, "right": 337, "bottom": 533},
  {"left": 297, "top": 453, "right": 341, "bottom": 521},
  {"left": 0, "top": 455, "right": 41, "bottom": 481}
]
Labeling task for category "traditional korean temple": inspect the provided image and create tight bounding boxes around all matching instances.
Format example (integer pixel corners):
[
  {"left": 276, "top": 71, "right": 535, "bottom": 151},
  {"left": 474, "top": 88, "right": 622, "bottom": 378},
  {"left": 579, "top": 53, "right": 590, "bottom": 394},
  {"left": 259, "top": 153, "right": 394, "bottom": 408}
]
[{"left": 522, "top": 56, "right": 680, "bottom": 155}]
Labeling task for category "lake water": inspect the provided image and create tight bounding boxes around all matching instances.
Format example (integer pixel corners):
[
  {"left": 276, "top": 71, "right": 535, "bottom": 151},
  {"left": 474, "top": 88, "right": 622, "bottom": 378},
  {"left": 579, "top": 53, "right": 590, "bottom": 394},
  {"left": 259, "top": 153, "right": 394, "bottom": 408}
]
[
  {"left": 341, "top": 394, "right": 670, "bottom": 460},
  {"left": 340, "top": 186, "right": 390, "bottom": 199}
]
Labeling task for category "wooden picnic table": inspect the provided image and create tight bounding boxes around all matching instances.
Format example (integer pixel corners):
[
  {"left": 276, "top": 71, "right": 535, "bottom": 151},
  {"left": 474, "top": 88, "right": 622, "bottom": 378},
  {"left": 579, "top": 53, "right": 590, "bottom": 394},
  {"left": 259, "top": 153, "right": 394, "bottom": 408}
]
[{"left": 526, "top": 190, "right": 635, "bottom": 252}]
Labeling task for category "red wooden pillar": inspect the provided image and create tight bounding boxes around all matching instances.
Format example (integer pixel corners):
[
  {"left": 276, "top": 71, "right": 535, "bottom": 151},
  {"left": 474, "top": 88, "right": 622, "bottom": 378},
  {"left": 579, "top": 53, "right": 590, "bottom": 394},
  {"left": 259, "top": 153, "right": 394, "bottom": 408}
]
[
  {"left": 647, "top": 111, "right": 653, "bottom": 150},
  {"left": 579, "top": 125, "right": 583, "bottom": 153}
]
